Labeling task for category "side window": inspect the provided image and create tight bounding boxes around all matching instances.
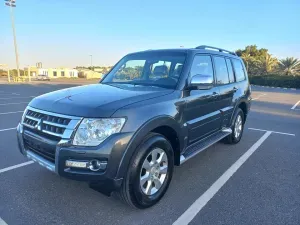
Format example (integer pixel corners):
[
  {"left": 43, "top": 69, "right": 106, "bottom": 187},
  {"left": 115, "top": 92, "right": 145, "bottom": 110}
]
[
  {"left": 190, "top": 55, "right": 213, "bottom": 79},
  {"left": 225, "top": 58, "right": 235, "bottom": 83},
  {"left": 213, "top": 56, "right": 229, "bottom": 85},
  {"left": 232, "top": 59, "right": 246, "bottom": 82}
]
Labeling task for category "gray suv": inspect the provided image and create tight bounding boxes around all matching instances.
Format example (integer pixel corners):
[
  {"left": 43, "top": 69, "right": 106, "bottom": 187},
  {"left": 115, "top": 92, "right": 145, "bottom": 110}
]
[{"left": 17, "top": 45, "right": 251, "bottom": 208}]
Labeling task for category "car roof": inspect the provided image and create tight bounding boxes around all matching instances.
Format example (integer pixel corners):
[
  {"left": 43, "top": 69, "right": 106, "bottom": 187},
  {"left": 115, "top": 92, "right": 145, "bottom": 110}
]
[{"left": 131, "top": 46, "right": 241, "bottom": 60}]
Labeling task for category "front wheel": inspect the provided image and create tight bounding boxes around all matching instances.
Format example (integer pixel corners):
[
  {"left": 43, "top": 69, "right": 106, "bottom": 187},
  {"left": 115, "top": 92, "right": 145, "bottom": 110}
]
[
  {"left": 224, "top": 108, "right": 245, "bottom": 144},
  {"left": 117, "top": 133, "right": 174, "bottom": 209}
]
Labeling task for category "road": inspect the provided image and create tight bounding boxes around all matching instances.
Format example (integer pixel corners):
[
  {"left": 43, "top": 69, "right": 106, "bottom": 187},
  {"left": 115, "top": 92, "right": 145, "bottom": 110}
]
[{"left": 0, "top": 83, "right": 299, "bottom": 225}]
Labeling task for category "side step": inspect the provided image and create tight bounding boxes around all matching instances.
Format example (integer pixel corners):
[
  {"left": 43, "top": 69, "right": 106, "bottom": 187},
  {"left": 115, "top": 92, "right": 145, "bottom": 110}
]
[{"left": 180, "top": 128, "right": 232, "bottom": 164}]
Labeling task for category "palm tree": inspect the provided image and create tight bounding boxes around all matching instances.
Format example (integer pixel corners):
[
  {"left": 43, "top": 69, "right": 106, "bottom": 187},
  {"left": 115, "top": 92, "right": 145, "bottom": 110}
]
[
  {"left": 279, "top": 57, "right": 300, "bottom": 75},
  {"left": 241, "top": 53, "right": 252, "bottom": 72},
  {"left": 261, "top": 53, "right": 278, "bottom": 74}
]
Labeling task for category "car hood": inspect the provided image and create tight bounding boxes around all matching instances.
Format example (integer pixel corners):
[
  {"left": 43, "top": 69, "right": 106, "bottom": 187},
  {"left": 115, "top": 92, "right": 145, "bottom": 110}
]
[{"left": 29, "top": 84, "right": 173, "bottom": 117}]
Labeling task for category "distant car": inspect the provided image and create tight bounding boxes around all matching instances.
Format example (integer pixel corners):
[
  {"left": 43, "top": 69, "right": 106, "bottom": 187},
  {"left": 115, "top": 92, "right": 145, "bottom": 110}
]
[{"left": 36, "top": 74, "right": 50, "bottom": 81}]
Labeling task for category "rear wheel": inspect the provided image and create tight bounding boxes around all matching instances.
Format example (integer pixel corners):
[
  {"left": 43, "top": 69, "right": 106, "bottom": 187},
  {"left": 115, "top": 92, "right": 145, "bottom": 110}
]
[
  {"left": 117, "top": 133, "right": 174, "bottom": 209},
  {"left": 224, "top": 108, "right": 245, "bottom": 144}
]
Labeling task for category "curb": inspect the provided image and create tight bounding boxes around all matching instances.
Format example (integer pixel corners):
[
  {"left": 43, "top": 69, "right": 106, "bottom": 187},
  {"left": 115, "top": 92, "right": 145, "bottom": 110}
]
[{"left": 251, "top": 85, "right": 298, "bottom": 91}]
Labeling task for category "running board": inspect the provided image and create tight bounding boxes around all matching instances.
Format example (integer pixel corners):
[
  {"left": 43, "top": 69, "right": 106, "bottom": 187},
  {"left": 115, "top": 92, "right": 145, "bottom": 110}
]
[{"left": 180, "top": 128, "right": 232, "bottom": 164}]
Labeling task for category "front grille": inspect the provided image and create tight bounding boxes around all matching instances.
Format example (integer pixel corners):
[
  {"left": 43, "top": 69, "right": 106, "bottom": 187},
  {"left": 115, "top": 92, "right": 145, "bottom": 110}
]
[
  {"left": 22, "top": 107, "right": 81, "bottom": 139},
  {"left": 23, "top": 109, "right": 71, "bottom": 137},
  {"left": 22, "top": 107, "right": 82, "bottom": 163},
  {"left": 24, "top": 139, "right": 56, "bottom": 163}
]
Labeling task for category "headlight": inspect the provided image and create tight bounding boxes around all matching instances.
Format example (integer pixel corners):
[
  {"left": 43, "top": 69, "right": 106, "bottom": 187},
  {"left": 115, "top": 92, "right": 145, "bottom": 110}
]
[{"left": 73, "top": 118, "right": 126, "bottom": 146}]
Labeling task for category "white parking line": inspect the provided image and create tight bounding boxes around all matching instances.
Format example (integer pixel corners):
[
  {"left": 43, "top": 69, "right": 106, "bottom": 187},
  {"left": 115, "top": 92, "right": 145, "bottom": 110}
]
[
  {"left": 248, "top": 128, "right": 295, "bottom": 136},
  {"left": 0, "top": 102, "right": 29, "bottom": 106},
  {"left": 252, "top": 93, "right": 267, "bottom": 100},
  {"left": 0, "top": 96, "right": 34, "bottom": 100},
  {"left": 291, "top": 100, "right": 300, "bottom": 110},
  {"left": 0, "top": 93, "right": 19, "bottom": 96},
  {"left": 0, "top": 127, "right": 17, "bottom": 132},
  {"left": 0, "top": 161, "right": 34, "bottom": 174},
  {"left": 0, "top": 111, "right": 23, "bottom": 115},
  {"left": 173, "top": 131, "right": 272, "bottom": 225},
  {"left": 0, "top": 217, "right": 8, "bottom": 225}
]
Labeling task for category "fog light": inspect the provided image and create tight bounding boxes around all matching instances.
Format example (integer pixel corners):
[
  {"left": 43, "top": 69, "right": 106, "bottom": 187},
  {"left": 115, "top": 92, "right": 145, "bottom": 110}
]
[
  {"left": 65, "top": 160, "right": 88, "bottom": 168},
  {"left": 65, "top": 159, "right": 107, "bottom": 171},
  {"left": 87, "top": 159, "right": 107, "bottom": 171}
]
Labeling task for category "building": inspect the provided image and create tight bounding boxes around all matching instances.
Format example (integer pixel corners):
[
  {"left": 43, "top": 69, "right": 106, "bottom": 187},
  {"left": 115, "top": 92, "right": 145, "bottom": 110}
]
[
  {"left": 77, "top": 68, "right": 103, "bottom": 79},
  {"left": 37, "top": 68, "right": 78, "bottom": 78},
  {"left": 36, "top": 62, "right": 42, "bottom": 68}
]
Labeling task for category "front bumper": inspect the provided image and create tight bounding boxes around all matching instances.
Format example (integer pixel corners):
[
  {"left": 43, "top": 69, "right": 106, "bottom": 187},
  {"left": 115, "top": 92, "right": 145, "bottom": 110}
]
[{"left": 17, "top": 123, "right": 133, "bottom": 191}]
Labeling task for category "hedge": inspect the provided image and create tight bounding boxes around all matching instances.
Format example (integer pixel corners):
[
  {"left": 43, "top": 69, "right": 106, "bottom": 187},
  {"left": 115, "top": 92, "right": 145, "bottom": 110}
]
[{"left": 249, "top": 75, "right": 300, "bottom": 89}]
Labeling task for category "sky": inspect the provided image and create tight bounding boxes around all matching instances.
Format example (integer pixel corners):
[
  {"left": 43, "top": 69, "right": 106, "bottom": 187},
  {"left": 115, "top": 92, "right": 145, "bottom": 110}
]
[{"left": 0, "top": 0, "right": 300, "bottom": 69}]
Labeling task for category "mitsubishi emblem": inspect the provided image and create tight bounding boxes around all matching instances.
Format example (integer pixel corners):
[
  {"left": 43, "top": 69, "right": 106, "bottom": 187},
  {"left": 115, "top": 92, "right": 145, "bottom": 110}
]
[{"left": 35, "top": 119, "right": 43, "bottom": 131}]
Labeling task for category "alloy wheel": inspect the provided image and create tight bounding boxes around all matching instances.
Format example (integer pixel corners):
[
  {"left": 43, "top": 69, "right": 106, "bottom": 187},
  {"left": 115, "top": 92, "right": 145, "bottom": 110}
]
[
  {"left": 234, "top": 114, "right": 243, "bottom": 139},
  {"left": 139, "top": 148, "right": 168, "bottom": 195}
]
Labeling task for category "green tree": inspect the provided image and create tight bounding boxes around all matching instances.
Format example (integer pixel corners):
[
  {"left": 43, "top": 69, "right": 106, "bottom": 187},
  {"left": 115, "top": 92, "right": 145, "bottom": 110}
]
[
  {"left": 260, "top": 53, "right": 278, "bottom": 74},
  {"left": 236, "top": 45, "right": 277, "bottom": 76},
  {"left": 278, "top": 57, "right": 300, "bottom": 75}
]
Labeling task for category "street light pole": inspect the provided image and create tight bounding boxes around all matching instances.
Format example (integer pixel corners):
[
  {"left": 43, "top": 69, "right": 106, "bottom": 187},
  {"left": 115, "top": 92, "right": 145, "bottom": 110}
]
[
  {"left": 89, "top": 55, "right": 93, "bottom": 70},
  {"left": 27, "top": 65, "right": 31, "bottom": 82},
  {"left": 5, "top": 0, "right": 20, "bottom": 78}
]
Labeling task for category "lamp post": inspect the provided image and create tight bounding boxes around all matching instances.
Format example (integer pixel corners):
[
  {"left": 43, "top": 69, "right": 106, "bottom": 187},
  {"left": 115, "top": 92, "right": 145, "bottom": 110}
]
[
  {"left": 5, "top": 0, "right": 20, "bottom": 78},
  {"left": 89, "top": 55, "right": 93, "bottom": 70},
  {"left": 27, "top": 65, "right": 31, "bottom": 82}
]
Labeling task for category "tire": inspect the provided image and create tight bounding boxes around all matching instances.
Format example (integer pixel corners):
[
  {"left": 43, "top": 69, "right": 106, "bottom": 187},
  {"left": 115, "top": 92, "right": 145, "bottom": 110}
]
[
  {"left": 117, "top": 132, "right": 174, "bottom": 209},
  {"left": 224, "top": 108, "right": 245, "bottom": 144}
]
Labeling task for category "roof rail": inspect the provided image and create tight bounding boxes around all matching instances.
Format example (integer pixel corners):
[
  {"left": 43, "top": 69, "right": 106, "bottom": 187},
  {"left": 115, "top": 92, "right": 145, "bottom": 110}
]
[{"left": 195, "top": 45, "right": 237, "bottom": 56}]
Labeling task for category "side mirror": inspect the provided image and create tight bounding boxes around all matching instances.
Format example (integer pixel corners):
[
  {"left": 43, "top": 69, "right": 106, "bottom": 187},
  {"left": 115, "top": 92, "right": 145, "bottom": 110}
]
[{"left": 189, "top": 74, "right": 213, "bottom": 90}]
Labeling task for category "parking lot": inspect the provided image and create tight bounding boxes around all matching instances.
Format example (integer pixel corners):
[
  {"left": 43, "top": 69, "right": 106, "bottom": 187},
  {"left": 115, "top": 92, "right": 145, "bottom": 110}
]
[{"left": 0, "top": 83, "right": 300, "bottom": 225}]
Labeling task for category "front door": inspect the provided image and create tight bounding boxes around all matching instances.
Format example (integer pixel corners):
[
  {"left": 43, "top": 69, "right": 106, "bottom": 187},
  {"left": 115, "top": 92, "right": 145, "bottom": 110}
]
[{"left": 184, "top": 55, "right": 221, "bottom": 145}]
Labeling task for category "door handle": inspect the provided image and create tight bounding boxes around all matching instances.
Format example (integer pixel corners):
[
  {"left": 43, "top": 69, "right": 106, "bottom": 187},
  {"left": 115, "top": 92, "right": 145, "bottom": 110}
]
[{"left": 212, "top": 91, "right": 218, "bottom": 98}]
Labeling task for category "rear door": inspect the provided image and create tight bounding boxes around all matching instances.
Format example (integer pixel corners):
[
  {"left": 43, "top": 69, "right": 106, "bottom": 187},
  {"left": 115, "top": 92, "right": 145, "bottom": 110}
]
[
  {"left": 184, "top": 55, "right": 221, "bottom": 144},
  {"left": 213, "top": 56, "right": 236, "bottom": 127}
]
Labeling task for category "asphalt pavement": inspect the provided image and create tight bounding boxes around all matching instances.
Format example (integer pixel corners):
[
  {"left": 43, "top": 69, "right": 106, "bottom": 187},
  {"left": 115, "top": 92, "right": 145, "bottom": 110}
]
[{"left": 0, "top": 83, "right": 299, "bottom": 225}]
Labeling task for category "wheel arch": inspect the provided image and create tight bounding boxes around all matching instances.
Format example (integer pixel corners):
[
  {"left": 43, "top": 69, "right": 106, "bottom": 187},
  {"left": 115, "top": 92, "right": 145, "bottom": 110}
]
[
  {"left": 230, "top": 98, "right": 249, "bottom": 126},
  {"left": 115, "top": 116, "right": 185, "bottom": 179}
]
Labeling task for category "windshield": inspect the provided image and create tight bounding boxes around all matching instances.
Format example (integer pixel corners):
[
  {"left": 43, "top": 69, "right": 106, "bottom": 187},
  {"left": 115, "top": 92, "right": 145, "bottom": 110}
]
[{"left": 101, "top": 51, "right": 186, "bottom": 89}]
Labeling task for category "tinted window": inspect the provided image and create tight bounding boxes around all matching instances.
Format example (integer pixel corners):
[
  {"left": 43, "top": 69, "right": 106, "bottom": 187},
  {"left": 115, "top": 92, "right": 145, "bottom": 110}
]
[
  {"left": 150, "top": 61, "right": 171, "bottom": 79},
  {"left": 214, "top": 57, "right": 229, "bottom": 84},
  {"left": 102, "top": 52, "right": 186, "bottom": 89},
  {"left": 232, "top": 59, "right": 246, "bottom": 82},
  {"left": 190, "top": 55, "right": 213, "bottom": 79},
  {"left": 225, "top": 58, "right": 235, "bottom": 83}
]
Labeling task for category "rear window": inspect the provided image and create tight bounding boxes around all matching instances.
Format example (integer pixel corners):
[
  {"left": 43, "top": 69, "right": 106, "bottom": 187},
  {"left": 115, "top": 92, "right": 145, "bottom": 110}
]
[{"left": 232, "top": 59, "right": 246, "bottom": 82}]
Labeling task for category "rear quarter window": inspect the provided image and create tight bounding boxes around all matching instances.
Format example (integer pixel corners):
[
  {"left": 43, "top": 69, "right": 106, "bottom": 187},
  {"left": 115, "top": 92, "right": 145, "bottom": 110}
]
[{"left": 232, "top": 59, "right": 246, "bottom": 82}]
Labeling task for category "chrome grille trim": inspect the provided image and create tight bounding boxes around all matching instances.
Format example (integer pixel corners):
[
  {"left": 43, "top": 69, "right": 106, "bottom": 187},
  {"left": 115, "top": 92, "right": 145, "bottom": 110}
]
[
  {"left": 25, "top": 115, "right": 40, "bottom": 122},
  {"left": 43, "top": 120, "right": 68, "bottom": 128},
  {"left": 22, "top": 106, "right": 82, "bottom": 139}
]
